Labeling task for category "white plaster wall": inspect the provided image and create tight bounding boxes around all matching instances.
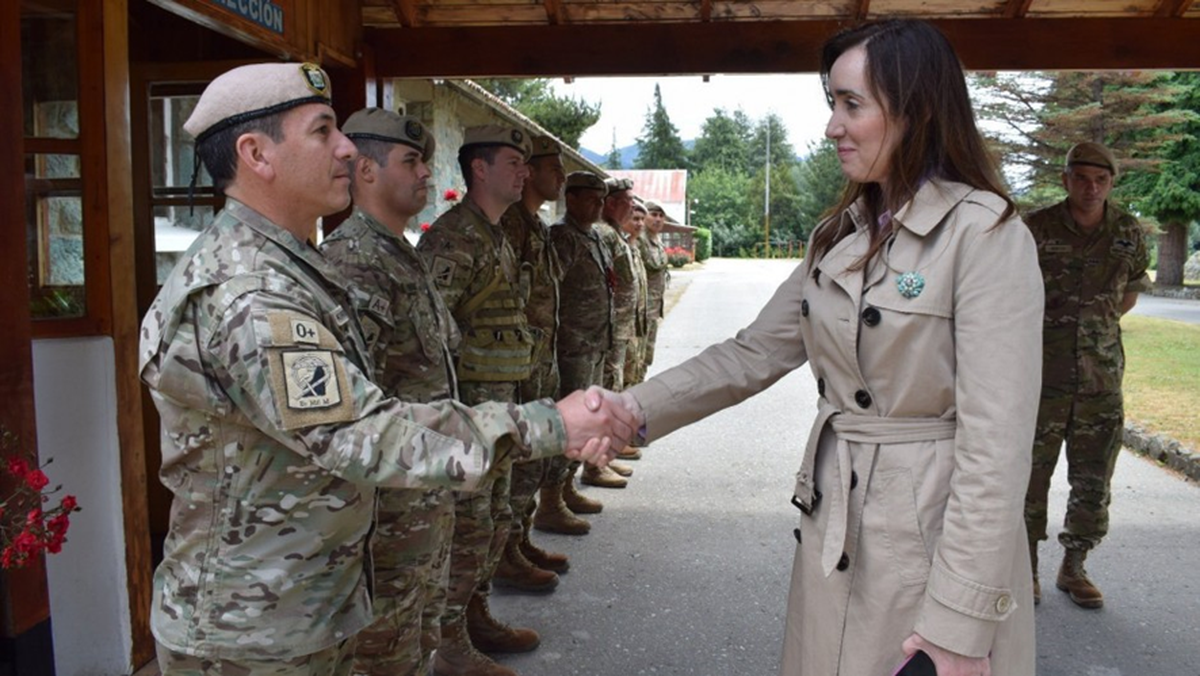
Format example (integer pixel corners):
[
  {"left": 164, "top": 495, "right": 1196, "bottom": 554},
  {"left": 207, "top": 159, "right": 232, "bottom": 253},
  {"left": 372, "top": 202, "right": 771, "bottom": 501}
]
[{"left": 32, "top": 337, "right": 133, "bottom": 676}]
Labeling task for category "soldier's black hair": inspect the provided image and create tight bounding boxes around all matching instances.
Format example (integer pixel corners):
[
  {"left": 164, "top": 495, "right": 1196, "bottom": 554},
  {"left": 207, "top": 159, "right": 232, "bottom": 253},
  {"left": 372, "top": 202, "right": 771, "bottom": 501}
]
[
  {"left": 457, "top": 145, "right": 503, "bottom": 190},
  {"left": 194, "top": 113, "right": 286, "bottom": 192}
]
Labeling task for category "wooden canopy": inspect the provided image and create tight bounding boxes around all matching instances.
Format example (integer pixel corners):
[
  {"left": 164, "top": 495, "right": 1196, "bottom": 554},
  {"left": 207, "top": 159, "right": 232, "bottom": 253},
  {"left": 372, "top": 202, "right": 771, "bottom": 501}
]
[{"left": 362, "top": 0, "right": 1200, "bottom": 76}]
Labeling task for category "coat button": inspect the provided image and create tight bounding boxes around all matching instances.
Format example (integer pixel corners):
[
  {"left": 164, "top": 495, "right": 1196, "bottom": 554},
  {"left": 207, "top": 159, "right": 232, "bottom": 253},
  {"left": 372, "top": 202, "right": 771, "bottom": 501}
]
[
  {"left": 836, "top": 553, "right": 850, "bottom": 571},
  {"left": 850, "top": 471, "right": 858, "bottom": 490},
  {"left": 855, "top": 389, "right": 872, "bottom": 409},
  {"left": 861, "top": 306, "right": 881, "bottom": 327},
  {"left": 817, "top": 377, "right": 825, "bottom": 397},
  {"left": 995, "top": 594, "right": 1013, "bottom": 614},
  {"left": 801, "top": 299, "right": 810, "bottom": 317},
  {"left": 793, "top": 527, "right": 802, "bottom": 544}
]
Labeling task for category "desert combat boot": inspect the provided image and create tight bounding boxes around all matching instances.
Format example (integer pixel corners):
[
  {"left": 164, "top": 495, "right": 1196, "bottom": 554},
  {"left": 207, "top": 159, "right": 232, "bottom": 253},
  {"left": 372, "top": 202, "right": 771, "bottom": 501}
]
[{"left": 1057, "top": 548, "right": 1104, "bottom": 609}]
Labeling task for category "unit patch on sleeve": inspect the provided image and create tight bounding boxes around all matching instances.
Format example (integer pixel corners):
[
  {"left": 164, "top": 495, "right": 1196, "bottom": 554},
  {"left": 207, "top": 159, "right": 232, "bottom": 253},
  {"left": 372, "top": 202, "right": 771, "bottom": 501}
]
[
  {"left": 282, "top": 350, "right": 342, "bottom": 410},
  {"left": 431, "top": 256, "right": 458, "bottom": 287}
]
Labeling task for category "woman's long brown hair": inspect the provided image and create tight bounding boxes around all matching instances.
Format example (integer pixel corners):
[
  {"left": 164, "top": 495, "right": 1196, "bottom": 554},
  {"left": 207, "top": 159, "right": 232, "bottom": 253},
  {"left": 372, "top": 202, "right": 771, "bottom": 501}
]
[{"left": 808, "top": 20, "right": 1015, "bottom": 278}]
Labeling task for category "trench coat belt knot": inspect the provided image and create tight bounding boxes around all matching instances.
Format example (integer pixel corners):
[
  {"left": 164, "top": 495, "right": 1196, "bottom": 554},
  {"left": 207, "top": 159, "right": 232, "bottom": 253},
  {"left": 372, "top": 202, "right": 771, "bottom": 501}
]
[{"left": 793, "top": 400, "right": 958, "bottom": 576}]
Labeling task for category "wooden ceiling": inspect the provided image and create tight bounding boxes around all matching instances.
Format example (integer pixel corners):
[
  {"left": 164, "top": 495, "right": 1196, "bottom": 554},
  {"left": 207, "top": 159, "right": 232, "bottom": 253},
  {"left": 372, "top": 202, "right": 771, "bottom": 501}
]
[{"left": 361, "top": 0, "right": 1200, "bottom": 76}]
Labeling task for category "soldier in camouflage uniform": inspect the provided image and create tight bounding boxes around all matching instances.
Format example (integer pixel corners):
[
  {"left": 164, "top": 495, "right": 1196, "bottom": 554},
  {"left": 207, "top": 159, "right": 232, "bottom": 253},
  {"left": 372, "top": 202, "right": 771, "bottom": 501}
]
[
  {"left": 635, "top": 201, "right": 670, "bottom": 386},
  {"left": 536, "top": 172, "right": 614, "bottom": 534},
  {"left": 319, "top": 109, "right": 458, "bottom": 676},
  {"left": 1024, "top": 142, "right": 1152, "bottom": 610},
  {"left": 621, "top": 202, "right": 650, "bottom": 390},
  {"left": 140, "top": 64, "right": 628, "bottom": 676},
  {"left": 417, "top": 126, "right": 543, "bottom": 676},
  {"left": 495, "top": 136, "right": 572, "bottom": 591},
  {"left": 586, "top": 177, "right": 640, "bottom": 488}
]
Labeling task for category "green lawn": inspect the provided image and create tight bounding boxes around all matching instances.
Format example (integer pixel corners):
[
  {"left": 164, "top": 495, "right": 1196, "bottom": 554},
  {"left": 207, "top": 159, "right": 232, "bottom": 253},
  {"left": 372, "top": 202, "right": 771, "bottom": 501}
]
[{"left": 1121, "top": 315, "right": 1200, "bottom": 451}]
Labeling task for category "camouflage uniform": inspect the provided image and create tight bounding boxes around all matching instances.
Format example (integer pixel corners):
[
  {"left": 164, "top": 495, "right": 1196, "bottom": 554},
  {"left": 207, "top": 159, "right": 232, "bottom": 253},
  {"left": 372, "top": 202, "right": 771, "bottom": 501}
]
[
  {"left": 635, "top": 231, "right": 669, "bottom": 384},
  {"left": 320, "top": 209, "right": 459, "bottom": 676},
  {"left": 596, "top": 218, "right": 639, "bottom": 392},
  {"left": 549, "top": 215, "right": 615, "bottom": 484},
  {"left": 621, "top": 230, "right": 650, "bottom": 387},
  {"left": 1024, "top": 199, "right": 1151, "bottom": 552},
  {"left": 139, "top": 199, "right": 566, "bottom": 663},
  {"left": 500, "top": 202, "right": 563, "bottom": 536},
  {"left": 416, "top": 200, "right": 535, "bottom": 631}
]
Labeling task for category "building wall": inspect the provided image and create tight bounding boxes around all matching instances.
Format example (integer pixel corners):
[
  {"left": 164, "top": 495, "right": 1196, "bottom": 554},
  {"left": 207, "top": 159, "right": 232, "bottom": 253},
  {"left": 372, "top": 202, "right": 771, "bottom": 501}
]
[{"left": 32, "top": 337, "right": 132, "bottom": 676}]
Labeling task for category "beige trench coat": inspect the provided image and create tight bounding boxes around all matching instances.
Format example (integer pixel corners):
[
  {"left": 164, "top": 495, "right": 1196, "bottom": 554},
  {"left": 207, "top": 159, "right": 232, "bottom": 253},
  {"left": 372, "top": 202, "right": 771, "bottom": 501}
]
[{"left": 628, "top": 180, "right": 1041, "bottom": 675}]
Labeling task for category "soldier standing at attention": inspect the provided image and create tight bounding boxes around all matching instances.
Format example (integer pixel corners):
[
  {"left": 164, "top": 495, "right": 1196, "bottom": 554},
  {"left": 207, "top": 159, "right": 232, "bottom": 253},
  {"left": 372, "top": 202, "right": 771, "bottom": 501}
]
[
  {"left": 621, "top": 202, "right": 650, "bottom": 396},
  {"left": 1024, "top": 141, "right": 1151, "bottom": 609},
  {"left": 586, "top": 177, "right": 640, "bottom": 488},
  {"left": 319, "top": 109, "right": 458, "bottom": 676},
  {"left": 417, "top": 126, "right": 544, "bottom": 675},
  {"left": 495, "top": 135, "right": 571, "bottom": 592},
  {"left": 536, "top": 172, "right": 614, "bottom": 535},
  {"left": 635, "top": 200, "right": 670, "bottom": 387},
  {"left": 140, "top": 65, "right": 630, "bottom": 676}
]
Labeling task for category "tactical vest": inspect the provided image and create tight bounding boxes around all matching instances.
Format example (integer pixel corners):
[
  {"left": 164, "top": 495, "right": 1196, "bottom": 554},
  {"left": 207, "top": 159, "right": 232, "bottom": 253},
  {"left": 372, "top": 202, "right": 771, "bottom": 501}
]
[{"left": 453, "top": 217, "right": 535, "bottom": 382}]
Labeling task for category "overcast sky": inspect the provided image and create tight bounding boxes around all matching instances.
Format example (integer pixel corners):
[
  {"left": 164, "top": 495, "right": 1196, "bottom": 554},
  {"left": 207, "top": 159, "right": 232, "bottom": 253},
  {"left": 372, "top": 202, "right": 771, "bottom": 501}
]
[{"left": 550, "top": 74, "right": 830, "bottom": 155}]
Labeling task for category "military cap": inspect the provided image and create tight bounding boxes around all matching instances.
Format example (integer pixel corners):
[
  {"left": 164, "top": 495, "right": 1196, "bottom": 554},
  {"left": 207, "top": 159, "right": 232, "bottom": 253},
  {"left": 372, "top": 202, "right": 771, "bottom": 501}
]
[
  {"left": 462, "top": 125, "right": 531, "bottom": 160},
  {"left": 605, "top": 177, "right": 634, "bottom": 194},
  {"left": 644, "top": 200, "right": 665, "bottom": 214},
  {"left": 343, "top": 108, "right": 435, "bottom": 162},
  {"left": 565, "top": 171, "right": 608, "bottom": 194},
  {"left": 184, "top": 62, "right": 331, "bottom": 142},
  {"left": 529, "top": 135, "right": 560, "bottom": 159},
  {"left": 1065, "top": 141, "right": 1118, "bottom": 177},
  {"left": 631, "top": 200, "right": 648, "bottom": 214}
]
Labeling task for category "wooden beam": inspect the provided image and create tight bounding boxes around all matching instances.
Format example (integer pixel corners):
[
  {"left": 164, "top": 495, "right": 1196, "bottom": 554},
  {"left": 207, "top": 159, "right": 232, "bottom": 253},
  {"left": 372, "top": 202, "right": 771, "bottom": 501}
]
[
  {"left": 389, "top": 0, "right": 417, "bottom": 27},
  {"left": 1004, "top": 0, "right": 1034, "bottom": 18},
  {"left": 543, "top": 0, "right": 564, "bottom": 25},
  {"left": 700, "top": 0, "right": 712, "bottom": 22},
  {"left": 368, "top": 18, "right": 1200, "bottom": 76},
  {"left": 1155, "top": 0, "right": 1195, "bottom": 17},
  {"left": 855, "top": 0, "right": 871, "bottom": 21}
]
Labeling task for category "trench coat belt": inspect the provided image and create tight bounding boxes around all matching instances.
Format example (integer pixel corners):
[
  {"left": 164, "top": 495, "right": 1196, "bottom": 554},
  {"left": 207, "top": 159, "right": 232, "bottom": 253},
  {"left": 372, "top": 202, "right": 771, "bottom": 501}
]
[{"left": 793, "top": 400, "right": 957, "bottom": 576}]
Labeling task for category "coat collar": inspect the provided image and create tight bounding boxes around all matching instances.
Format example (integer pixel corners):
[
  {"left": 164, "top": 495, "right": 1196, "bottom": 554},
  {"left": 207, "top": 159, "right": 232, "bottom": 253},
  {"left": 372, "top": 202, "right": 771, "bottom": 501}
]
[{"left": 891, "top": 179, "right": 976, "bottom": 237}]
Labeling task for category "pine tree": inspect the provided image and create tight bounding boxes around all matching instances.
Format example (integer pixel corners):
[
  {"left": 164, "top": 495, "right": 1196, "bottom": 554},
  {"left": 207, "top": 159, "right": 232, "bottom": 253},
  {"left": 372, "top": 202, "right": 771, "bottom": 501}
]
[
  {"left": 688, "top": 167, "right": 754, "bottom": 256},
  {"left": 794, "top": 139, "right": 845, "bottom": 240},
  {"left": 605, "top": 129, "right": 623, "bottom": 170},
  {"left": 634, "top": 84, "right": 689, "bottom": 169},
  {"left": 474, "top": 78, "right": 601, "bottom": 149},
  {"left": 690, "top": 108, "right": 753, "bottom": 174}
]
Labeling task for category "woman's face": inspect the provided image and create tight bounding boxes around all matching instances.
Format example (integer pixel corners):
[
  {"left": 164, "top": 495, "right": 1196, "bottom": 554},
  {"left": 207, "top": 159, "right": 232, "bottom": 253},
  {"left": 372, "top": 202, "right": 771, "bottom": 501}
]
[{"left": 824, "top": 45, "right": 901, "bottom": 188}]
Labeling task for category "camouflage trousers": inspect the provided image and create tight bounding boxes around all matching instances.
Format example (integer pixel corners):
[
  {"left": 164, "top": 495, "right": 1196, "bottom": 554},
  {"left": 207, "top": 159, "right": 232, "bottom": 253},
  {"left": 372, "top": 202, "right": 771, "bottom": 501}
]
[
  {"left": 1025, "top": 388, "right": 1124, "bottom": 552},
  {"left": 510, "top": 355, "right": 560, "bottom": 538},
  {"left": 640, "top": 317, "right": 661, "bottom": 379},
  {"left": 602, "top": 340, "right": 628, "bottom": 392},
  {"left": 441, "top": 381, "right": 518, "bottom": 628},
  {"left": 352, "top": 488, "right": 454, "bottom": 676},
  {"left": 551, "top": 349, "right": 607, "bottom": 484},
  {"left": 622, "top": 335, "right": 643, "bottom": 388},
  {"left": 156, "top": 640, "right": 354, "bottom": 676}
]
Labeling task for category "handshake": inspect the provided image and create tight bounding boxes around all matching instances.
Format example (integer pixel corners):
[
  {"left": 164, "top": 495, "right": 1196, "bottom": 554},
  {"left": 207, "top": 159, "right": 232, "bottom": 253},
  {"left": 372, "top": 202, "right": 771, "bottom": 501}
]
[{"left": 557, "top": 386, "right": 645, "bottom": 467}]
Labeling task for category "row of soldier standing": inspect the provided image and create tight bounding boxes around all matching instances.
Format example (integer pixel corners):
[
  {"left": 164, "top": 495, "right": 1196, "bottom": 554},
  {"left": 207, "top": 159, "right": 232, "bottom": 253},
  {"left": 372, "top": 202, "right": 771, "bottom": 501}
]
[{"left": 140, "top": 62, "right": 641, "bottom": 676}]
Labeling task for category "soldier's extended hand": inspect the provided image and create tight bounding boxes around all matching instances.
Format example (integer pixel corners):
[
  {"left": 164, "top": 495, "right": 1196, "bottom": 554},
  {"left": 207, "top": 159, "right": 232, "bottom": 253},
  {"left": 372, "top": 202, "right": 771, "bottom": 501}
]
[
  {"left": 582, "top": 386, "right": 645, "bottom": 433},
  {"left": 557, "top": 388, "right": 637, "bottom": 467}
]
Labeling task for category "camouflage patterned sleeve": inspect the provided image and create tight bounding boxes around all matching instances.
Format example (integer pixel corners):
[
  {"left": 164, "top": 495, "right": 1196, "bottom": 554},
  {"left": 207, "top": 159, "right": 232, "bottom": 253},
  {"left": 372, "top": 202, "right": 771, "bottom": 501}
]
[
  {"left": 551, "top": 226, "right": 578, "bottom": 272},
  {"left": 416, "top": 215, "right": 481, "bottom": 314},
  {"left": 201, "top": 281, "right": 567, "bottom": 492},
  {"left": 1126, "top": 218, "right": 1154, "bottom": 294}
]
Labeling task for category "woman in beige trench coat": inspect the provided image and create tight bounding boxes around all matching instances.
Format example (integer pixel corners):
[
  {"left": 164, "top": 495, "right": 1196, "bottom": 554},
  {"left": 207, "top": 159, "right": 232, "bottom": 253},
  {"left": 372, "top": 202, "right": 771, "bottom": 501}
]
[{"left": 606, "top": 20, "right": 1042, "bottom": 676}]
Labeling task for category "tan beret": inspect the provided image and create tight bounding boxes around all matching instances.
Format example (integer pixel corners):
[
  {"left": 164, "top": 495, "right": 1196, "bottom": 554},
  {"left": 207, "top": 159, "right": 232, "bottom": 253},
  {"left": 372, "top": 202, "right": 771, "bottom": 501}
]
[
  {"left": 643, "top": 200, "right": 665, "bottom": 214},
  {"left": 529, "top": 135, "right": 560, "bottom": 159},
  {"left": 1065, "top": 141, "right": 1118, "bottom": 177},
  {"left": 565, "top": 171, "right": 608, "bottom": 194},
  {"left": 343, "top": 108, "right": 435, "bottom": 162},
  {"left": 605, "top": 177, "right": 634, "bottom": 194},
  {"left": 184, "top": 62, "right": 332, "bottom": 142},
  {"left": 462, "top": 125, "right": 531, "bottom": 160}
]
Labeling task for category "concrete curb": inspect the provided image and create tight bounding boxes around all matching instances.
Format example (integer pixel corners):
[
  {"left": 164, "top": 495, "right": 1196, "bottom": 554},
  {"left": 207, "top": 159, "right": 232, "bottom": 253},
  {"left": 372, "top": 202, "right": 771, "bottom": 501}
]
[
  {"left": 1148, "top": 286, "right": 1200, "bottom": 300},
  {"left": 1124, "top": 422, "right": 1200, "bottom": 482}
]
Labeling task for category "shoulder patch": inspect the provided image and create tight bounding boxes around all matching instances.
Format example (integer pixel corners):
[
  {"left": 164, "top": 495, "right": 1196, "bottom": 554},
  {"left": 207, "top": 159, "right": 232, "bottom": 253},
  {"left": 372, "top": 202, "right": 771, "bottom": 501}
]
[
  {"left": 368, "top": 294, "right": 391, "bottom": 316},
  {"left": 282, "top": 351, "right": 342, "bottom": 410},
  {"left": 431, "top": 256, "right": 458, "bottom": 287}
]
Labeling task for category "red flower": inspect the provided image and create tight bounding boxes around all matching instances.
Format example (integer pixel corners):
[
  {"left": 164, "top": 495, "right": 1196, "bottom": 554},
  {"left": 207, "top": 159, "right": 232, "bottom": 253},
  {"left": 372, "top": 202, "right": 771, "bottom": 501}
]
[
  {"left": 420, "top": 222, "right": 431, "bottom": 232},
  {"left": 25, "top": 469, "right": 49, "bottom": 491},
  {"left": 25, "top": 508, "right": 42, "bottom": 526},
  {"left": 60, "top": 495, "right": 78, "bottom": 512},
  {"left": 6, "top": 456, "right": 30, "bottom": 477},
  {"left": 443, "top": 188, "right": 460, "bottom": 201}
]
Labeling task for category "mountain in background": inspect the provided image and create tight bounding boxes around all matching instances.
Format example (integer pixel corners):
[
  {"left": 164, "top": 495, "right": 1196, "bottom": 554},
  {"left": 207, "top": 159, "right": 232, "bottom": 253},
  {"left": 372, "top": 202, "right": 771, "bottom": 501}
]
[{"left": 580, "top": 139, "right": 805, "bottom": 169}]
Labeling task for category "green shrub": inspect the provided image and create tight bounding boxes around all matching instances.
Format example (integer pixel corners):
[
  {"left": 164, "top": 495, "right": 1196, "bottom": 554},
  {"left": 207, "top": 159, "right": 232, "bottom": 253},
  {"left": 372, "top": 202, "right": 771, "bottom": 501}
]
[{"left": 694, "top": 228, "right": 712, "bottom": 261}]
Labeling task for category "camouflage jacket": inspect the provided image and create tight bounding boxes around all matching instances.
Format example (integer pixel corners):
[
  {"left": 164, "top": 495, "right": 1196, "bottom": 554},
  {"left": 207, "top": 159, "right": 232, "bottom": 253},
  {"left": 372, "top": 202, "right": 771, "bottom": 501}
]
[
  {"left": 139, "top": 200, "right": 566, "bottom": 659},
  {"left": 321, "top": 209, "right": 459, "bottom": 403},
  {"left": 417, "top": 200, "right": 534, "bottom": 384},
  {"left": 638, "top": 232, "right": 669, "bottom": 319},
  {"left": 500, "top": 202, "right": 562, "bottom": 357},
  {"left": 623, "top": 230, "right": 650, "bottom": 336},
  {"left": 1025, "top": 199, "right": 1152, "bottom": 394},
  {"left": 597, "top": 218, "right": 641, "bottom": 340},
  {"left": 551, "top": 215, "right": 614, "bottom": 355}
]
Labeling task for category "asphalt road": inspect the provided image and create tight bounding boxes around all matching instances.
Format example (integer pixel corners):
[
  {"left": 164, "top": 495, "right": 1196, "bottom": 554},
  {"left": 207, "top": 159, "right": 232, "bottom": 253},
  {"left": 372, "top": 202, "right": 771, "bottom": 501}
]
[
  {"left": 1128, "top": 294, "right": 1200, "bottom": 325},
  {"left": 491, "top": 258, "right": 1200, "bottom": 676}
]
